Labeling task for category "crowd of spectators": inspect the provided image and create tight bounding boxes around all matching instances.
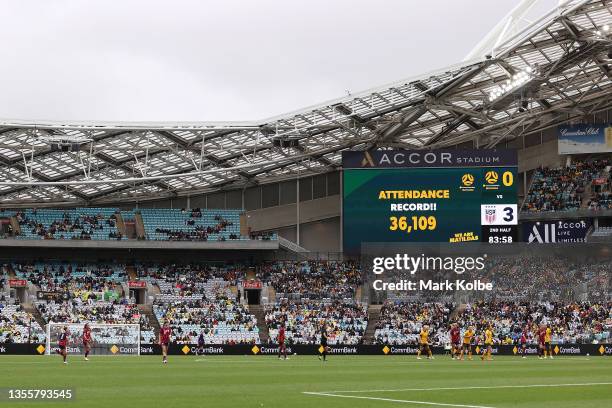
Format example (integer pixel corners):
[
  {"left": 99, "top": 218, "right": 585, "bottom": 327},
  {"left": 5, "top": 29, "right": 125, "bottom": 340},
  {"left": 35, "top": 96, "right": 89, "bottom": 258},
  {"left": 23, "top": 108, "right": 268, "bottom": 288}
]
[
  {"left": 0, "top": 299, "right": 45, "bottom": 343},
  {"left": 152, "top": 270, "right": 259, "bottom": 344},
  {"left": 522, "top": 159, "right": 610, "bottom": 212},
  {"left": 15, "top": 210, "right": 119, "bottom": 240},
  {"left": 155, "top": 298, "right": 259, "bottom": 344},
  {"left": 374, "top": 302, "right": 453, "bottom": 346},
  {"left": 480, "top": 256, "right": 611, "bottom": 302},
  {"left": 136, "top": 263, "right": 244, "bottom": 286},
  {"left": 1, "top": 256, "right": 609, "bottom": 347},
  {"left": 153, "top": 211, "right": 237, "bottom": 241},
  {"left": 266, "top": 300, "right": 367, "bottom": 345},
  {"left": 8, "top": 261, "right": 154, "bottom": 343},
  {"left": 12, "top": 262, "right": 125, "bottom": 295},
  {"left": 258, "top": 261, "right": 362, "bottom": 300},
  {"left": 588, "top": 191, "right": 612, "bottom": 210},
  {"left": 455, "top": 301, "right": 610, "bottom": 345},
  {"left": 523, "top": 165, "right": 588, "bottom": 212}
]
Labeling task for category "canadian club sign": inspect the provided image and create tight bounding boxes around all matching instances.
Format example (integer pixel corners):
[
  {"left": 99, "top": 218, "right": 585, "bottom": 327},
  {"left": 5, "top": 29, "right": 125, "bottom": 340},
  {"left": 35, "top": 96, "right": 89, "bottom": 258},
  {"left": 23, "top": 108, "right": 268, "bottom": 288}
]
[
  {"left": 522, "top": 220, "right": 591, "bottom": 243},
  {"left": 128, "top": 281, "right": 147, "bottom": 288}
]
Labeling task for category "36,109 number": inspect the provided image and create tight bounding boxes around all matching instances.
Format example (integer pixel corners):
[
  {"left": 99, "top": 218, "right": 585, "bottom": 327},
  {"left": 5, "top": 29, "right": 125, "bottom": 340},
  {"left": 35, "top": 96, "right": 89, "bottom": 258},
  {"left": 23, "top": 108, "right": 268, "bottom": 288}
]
[{"left": 389, "top": 216, "right": 436, "bottom": 234}]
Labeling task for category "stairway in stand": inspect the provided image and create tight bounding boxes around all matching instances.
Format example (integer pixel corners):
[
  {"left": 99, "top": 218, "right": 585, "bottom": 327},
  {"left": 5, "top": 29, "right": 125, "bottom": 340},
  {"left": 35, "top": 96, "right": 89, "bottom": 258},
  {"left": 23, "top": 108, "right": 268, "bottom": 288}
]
[
  {"left": 139, "top": 304, "right": 160, "bottom": 337},
  {"left": 22, "top": 303, "right": 47, "bottom": 334},
  {"left": 362, "top": 304, "right": 382, "bottom": 345},
  {"left": 5, "top": 264, "right": 17, "bottom": 278},
  {"left": 450, "top": 304, "right": 466, "bottom": 320},
  {"left": 126, "top": 265, "right": 138, "bottom": 281},
  {"left": 249, "top": 305, "right": 270, "bottom": 344}
]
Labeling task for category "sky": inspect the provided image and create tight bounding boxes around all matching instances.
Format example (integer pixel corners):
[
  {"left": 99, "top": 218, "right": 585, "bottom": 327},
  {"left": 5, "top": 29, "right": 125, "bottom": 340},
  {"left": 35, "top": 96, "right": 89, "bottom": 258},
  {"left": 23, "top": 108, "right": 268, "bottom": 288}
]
[{"left": 0, "top": 0, "right": 556, "bottom": 123}]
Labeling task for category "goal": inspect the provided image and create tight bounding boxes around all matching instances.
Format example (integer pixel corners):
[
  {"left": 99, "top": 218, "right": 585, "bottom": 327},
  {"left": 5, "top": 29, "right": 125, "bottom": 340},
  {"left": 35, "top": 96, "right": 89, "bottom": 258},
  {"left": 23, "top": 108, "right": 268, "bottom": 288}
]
[{"left": 46, "top": 323, "right": 141, "bottom": 356}]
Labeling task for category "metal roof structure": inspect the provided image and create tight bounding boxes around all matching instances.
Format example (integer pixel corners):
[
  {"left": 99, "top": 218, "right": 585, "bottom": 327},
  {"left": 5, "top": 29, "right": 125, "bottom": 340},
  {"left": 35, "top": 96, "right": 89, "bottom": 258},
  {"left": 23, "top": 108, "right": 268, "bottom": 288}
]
[{"left": 0, "top": 0, "right": 610, "bottom": 205}]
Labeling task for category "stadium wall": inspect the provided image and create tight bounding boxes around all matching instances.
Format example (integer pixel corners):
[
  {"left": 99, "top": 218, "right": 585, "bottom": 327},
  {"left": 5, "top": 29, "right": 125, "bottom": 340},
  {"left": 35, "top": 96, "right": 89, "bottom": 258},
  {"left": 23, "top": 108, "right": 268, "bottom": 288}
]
[{"left": 0, "top": 246, "right": 278, "bottom": 263}]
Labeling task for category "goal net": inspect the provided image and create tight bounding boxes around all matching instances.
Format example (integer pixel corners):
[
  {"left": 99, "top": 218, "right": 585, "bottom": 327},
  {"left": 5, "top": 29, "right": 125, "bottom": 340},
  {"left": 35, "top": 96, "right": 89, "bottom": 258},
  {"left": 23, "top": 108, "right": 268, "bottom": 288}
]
[{"left": 46, "top": 323, "right": 140, "bottom": 356}]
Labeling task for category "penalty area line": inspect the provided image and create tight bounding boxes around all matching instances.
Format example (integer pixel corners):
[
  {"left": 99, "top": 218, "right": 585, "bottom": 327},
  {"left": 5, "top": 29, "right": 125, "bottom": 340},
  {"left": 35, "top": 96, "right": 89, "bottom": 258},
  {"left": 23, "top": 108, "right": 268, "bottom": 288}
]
[{"left": 303, "top": 391, "right": 496, "bottom": 408}]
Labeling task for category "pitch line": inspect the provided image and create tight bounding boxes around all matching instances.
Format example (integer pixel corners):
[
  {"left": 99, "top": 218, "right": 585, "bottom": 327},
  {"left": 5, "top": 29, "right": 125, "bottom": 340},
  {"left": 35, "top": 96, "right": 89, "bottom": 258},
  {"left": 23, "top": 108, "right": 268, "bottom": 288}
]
[
  {"left": 303, "top": 392, "right": 496, "bottom": 408},
  {"left": 311, "top": 382, "right": 612, "bottom": 394}
]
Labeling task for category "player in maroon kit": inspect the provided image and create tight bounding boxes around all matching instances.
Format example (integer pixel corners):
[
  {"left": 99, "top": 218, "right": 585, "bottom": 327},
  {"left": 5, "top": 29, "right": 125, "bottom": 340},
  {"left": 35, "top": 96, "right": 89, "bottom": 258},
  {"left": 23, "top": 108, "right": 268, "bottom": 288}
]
[
  {"left": 520, "top": 327, "right": 528, "bottom": 358},
  {"left": 449, "top": 323, "right": 461, "bottom": 360},
  {"left": 159, "top": 322, "right": 172, "bottom": 364},
  {"left": 56, "top": 326, "right": 69, "bottom": 364},
  {"left": 82, "top": 323, "right": 92, "bottom": 361},
  {"left": 278, "top": 323, "right": 287, "bottom": 360},
  {"left": 537, "top": 324, "right": 546, "bottom": 360}
]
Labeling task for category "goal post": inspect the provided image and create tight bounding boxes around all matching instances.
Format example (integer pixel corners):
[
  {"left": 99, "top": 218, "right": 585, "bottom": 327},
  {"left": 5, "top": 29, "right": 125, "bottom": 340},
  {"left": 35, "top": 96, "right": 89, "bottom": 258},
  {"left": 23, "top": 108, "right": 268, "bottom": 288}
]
[{"left": 46, "top": 323, "right": 141, "bottom": 356}]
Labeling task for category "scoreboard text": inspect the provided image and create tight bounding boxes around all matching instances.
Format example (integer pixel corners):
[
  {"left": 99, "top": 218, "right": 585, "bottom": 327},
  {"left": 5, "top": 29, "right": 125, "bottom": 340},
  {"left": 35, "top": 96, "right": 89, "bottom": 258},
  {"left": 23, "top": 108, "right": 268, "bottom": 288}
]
[{"left": 342, "top": 150, "right": 518, "bottom": 253}]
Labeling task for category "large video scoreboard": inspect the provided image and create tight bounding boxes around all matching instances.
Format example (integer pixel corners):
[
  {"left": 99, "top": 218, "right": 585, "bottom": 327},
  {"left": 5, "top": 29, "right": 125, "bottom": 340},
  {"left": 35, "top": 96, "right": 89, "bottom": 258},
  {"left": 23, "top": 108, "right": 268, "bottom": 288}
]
[{"left": 342, "top": 149, "right": 518, "bottom": 253}]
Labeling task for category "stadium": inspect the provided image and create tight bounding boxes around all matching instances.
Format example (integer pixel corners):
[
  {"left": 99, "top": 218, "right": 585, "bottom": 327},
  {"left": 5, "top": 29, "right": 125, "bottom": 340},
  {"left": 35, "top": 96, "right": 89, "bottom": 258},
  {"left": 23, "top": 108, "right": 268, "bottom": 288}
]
[{"left": 0, "top": 0, "right": 611, "bottom": 407}]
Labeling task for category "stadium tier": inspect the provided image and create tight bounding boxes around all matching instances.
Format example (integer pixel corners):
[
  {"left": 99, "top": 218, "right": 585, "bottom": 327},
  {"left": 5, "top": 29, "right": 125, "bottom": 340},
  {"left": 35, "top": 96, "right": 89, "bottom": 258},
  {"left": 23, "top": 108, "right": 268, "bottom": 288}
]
[
  {"left": 0, "top": 208, "right": 276, "bottom": 242},
  {"left": 455, "top": 301, "right": 611, "bottom": 345},
  {"left": 139, "top": 208, "right": 242, "bottom": 241},
  {"left": 0, "top": 301, "right": 45, "bottom": 343},
  {"left": 1, "top": 258, "right": 610, "bottom": 347},
  {"left": 152, "top": 272, "right": 259, "bottom": 344},
  {"left": 259, "top": 261, "right": 363, "bottom": 300},
  {"left": 374, "top": 302, "right": 454, "bottom": 346},
  {"left": 521, "top": 159, "right": 611, "bottom": 213},
  {"left": 15, "top": 208, "right": 124, "bottom": 240},
  {"left": 265, "top": 300, "right": 367, "bottom": 345}
]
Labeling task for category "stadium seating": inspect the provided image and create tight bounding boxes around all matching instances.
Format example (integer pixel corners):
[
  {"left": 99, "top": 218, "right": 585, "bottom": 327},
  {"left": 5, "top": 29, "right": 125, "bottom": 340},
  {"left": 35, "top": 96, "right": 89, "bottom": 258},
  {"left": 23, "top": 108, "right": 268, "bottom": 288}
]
[
  {"left": 588, "top": 192, "right": 612, "bottom": 210},
  {"left": 11, "top": 261, "right": 154, "bottom": 343},
  {"left": 259, "top": 261, "right": 362, "bottom": 300},
  {"left": 2, "top": 256, "right": 609, "bottom": 348},
  {"left": 15, "top": 208, "right": 124, "bottom": 240},
  {"left": 0, "top": 300, "right": 46, "bottom": 343},
  {"left": 152, "top": 273, "right": 259, "bottom": 344},
  {"left": 0, "top": 207, "right": 280, "bottom": 242},
  {"left": 522, "top": 160, "right": 611, "bottom": 212},
  {"left": 139, "top": 208, "right": 242, "bottom": 241},
  {"left": 374, "top": 302, "right": 453, "bottom": 346},
  {"left": 481, "top": 256, "right": 611, "bottom": 302},
  {"left": 265, "top": 300, "right": 367, "bottom": 345},
  {"left": 455, "top": 301, "right": 611, "bottom": 345},
  {"left": 12, "top": 261, "right": 126, "bottom": 290}
]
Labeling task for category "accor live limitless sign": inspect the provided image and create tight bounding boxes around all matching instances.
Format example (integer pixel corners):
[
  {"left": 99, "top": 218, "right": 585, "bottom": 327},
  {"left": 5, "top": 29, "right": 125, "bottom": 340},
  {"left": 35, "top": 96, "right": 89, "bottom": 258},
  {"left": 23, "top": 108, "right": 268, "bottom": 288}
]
[{"left": 522, "top": 220, "right": 591, "bottom": 243}]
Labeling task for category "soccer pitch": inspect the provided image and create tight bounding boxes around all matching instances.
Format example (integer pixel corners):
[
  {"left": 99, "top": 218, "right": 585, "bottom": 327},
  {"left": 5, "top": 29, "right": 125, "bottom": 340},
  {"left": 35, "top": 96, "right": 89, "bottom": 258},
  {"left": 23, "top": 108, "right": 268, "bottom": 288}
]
[{"left": 0, "top": 355, "right": 610, "bottom": 407}]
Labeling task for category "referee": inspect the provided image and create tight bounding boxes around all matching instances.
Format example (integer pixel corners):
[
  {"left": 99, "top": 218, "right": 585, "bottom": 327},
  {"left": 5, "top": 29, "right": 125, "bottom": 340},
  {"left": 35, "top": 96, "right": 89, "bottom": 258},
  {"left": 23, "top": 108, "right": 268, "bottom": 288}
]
[{"left": 318, "top": 326, "right": 328, "bottom": 362}]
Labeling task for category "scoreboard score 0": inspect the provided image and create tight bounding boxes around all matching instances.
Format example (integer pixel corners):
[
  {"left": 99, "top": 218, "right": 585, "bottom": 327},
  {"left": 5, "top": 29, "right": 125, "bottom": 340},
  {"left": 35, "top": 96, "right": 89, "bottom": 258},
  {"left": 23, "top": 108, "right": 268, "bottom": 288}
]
[{"left": 342, "top": 149, "right": 518, "bottom": 253}]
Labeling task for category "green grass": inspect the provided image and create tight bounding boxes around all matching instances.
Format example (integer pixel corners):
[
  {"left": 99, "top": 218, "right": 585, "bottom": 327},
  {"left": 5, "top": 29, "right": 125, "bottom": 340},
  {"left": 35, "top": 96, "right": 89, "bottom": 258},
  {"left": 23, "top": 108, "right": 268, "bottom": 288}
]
[{"left": 0, "top": 355, "right": 610, "bottom": 407}]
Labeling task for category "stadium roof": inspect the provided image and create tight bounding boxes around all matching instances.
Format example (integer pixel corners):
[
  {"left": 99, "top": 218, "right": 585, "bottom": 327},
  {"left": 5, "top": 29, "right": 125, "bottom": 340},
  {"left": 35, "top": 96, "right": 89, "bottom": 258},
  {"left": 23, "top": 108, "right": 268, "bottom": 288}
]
[{"left": 0, "top": 0, "right": 611, "bottom": 205}]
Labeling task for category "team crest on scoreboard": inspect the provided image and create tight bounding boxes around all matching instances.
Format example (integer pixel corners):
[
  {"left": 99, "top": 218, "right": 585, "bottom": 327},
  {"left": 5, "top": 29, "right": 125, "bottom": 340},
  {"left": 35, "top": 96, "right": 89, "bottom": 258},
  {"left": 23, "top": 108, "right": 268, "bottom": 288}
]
[
  {"left": 484, "top": 206, "right": 497, "bottom": 224},
  {"left": 484, "top": 170, "right": 500, "bottom": 190},
  {"left": 460, "top": 173, "right": 475, "bottom": 191}
]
